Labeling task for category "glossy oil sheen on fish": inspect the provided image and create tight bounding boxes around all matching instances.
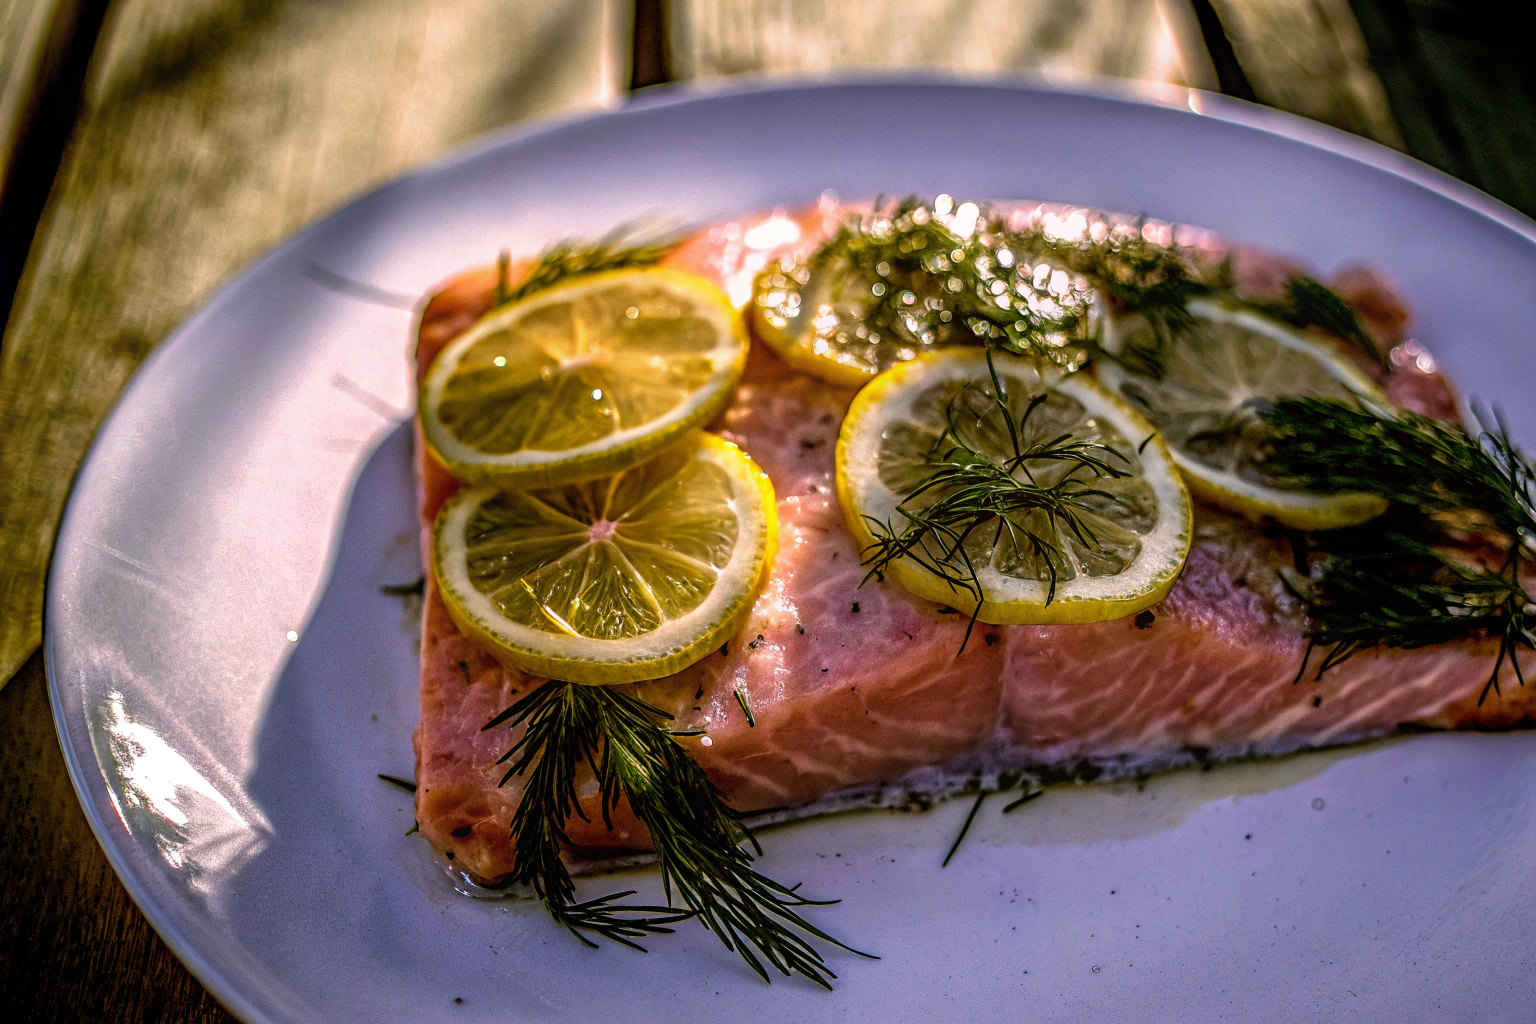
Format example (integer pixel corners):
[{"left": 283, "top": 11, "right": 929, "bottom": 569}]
[{"left": 410, "top": 202, "right": 1535, "bottom": 884}]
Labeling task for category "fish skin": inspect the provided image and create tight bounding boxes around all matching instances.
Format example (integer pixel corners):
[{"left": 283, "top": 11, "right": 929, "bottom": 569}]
[{"left": 412, "top": 204, "right": 1535, "bottom": 883}]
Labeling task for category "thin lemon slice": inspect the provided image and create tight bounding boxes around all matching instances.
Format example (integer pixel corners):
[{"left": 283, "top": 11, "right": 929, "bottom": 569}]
[
  {"left": 1094, "top": 297, "right": 1389, "bottom": 530},
  {"left": 749, "top": 218, "right": 1095, "bottom": 387},
  {"left": 836, "top": 349, "right": 1192, "bottom": 625},
  {"left": 433, "top": 432, "right": 776, "bottom": 684},
  {"left": 421, "top": 268, "right": 747, "bottom": 486}
]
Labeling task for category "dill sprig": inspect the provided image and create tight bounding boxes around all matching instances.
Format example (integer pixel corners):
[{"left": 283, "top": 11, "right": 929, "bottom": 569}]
[
  {"left": 486, "top": 681, "right": 688, "bottom": 950},
  {"left": 484, "top": 680, "right": 866, "bottom": 986},
  {"left": 860, "top": 352, "right": 1134, "bottom": 649},
  {"left": 1262, "top": 399, "right": 1536, "bottom": 538},
  {"left": 1284, "top": 520, "right": 1533, "bottom": 700},
  {"left": 764, "top": 197, "right": 1378, "bottom": 380},
  {"left": 783, "top": 197, "right": 1096, "bottom": 364},
  {"left": 1011, "top": 212, "right": 1382, "bottom": 374},
  {"left": 1013, "top": 218, "right": 1211, "bottom": 328},
  {"left": 592, "top": 685, "right": 870, "bottom": 987},
  {"left": 1263, "top": 398, "right": 1536, "bottom": 698},
  {"left": 1255, "top": 277, "right": 1385, "bottom": 369},
  {"left": 494, "top": 228, "right": 679, "bottom": 308}
]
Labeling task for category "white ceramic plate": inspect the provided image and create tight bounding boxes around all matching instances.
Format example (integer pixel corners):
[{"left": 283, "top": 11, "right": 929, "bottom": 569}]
[{"left": 47, "top": 78, "right": 1536, "bottom": 1023}]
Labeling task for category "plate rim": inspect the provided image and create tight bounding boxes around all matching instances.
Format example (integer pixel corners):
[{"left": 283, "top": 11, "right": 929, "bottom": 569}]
[{"left": 42, "top": 72, "right": 1536, "bottom": 1024}]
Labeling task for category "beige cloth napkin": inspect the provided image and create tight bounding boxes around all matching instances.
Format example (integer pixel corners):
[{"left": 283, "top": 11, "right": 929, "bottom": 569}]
[{"left": 0, "top": 0, "right": 630, "bottom": 688}]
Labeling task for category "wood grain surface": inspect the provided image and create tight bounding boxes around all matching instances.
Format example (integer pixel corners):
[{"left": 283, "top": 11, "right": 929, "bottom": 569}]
[
  {"left": 670, "top": 0, "right": 1218, "bottom": 90},
  {"left": 1209, "top": 0, "right": 1403, "bottom": 147},
  {"left": 1349, "top": 0, "right": 1536, "bottom": 218},
  {"left": 0, "top": 0, "right": 629, "bottom": 691},
  {"left": 0, "top": 1, "right": 72, "bottom": 192},
  {"left": 0, "top": 0, "right": 625, "bottom": 1017}
]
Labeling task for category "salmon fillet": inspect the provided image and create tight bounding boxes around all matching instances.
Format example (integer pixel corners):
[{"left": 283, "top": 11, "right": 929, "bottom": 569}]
[{"left": 412, "top": 204, "right": 1536, "bottom": 884}]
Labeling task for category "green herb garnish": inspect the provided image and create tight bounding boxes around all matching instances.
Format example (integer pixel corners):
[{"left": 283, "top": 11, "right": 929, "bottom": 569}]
[
  {"left": 1010, "top": 210, "right": 1381, "bottom": 377},
  {"left": 1255, "top": 277, "right": 1385, "bottom": 369},
  {"left": 484, "top": 680, "right": 868, "bottom": 986},
  {"left": 1263, "top": 398, "right": 1535, "bottom": 698},
  {"left": 1013, "top": 215, "right": 1213, "bottom": 345},
  {"left": 942, "top": 790, "right": 990, "bottom": 867},
  {"left": 494, "top": 228, "right": 679, "bottom": 309},
  {"left": 758, "top": 197, "right": 1097, "bottom": 369},
  {"left": 487, "top": 680, "right": 687, "bottom": 951},
  {"left": 859, "top": 351, "right": 1135, "bottom": 650}
]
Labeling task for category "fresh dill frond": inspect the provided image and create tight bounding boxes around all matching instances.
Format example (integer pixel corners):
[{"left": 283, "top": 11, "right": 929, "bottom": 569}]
[
  {"left": 591, "top": 685, "right": 871, "bottom": 988},
  {"left": 859, "top": 352, "right": 1134, "bottom": 650},
  {"left": 1255, "top": 277, "right": 1385, "bottom": 369},
  {"left": 485, "top": 680, "right": 865, "bottom": 985},
  {"left": 760, "top": 198, "right": 1381, "bottom": 385},
  {"left": 776, "top": 196, "right": 1096, "bottom": 365},
  {"left": 942, "top": 790, "right": 989, "bottom": 867},
  {"left": 1013, "top": 218, "right": 1380, "bottom": 378},
  {"left": 1263, "top": 398, "right": 1536, "bottom": 696},
  {"left": 1262, "top": 398, "right": 1536, "bottom": 539},
  {"left": 733, "top": 686, "right": 756, "bottom": 727},
  {"left": 484, "top": 682, "right": 689, "bottom": 951},
  {"left": 1285, "top": 519, "right": 1533, "bottom": 700},
  {"left": 1012, "top": 218, "right": 1211, "bottom": 326},
  {"left": 496, "top": 227, "right": 680, "bottom": 308},
  {"left": 1009, "top": 214, "right": 1216, "bottom": 382}
]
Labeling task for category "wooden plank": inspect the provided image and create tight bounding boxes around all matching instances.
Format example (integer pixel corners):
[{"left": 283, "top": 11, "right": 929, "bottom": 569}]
[
  {"left": 0, "top": 0, "right": 630, "bottom": 689},
  {"left": 669, "top": 0, "right": 1219, "bottom": 91},
  {"left": 0, "top": 0, "right": 74, "bottom": 196},
  {"left": 1349, "top": 0, "right": 1536, "bottom": 218},
  {"left": 1208, "top": 0, "right": 1404, "bottom": 147}
]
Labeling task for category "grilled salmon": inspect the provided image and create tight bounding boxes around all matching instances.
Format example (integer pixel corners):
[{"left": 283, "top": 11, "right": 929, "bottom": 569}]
[{"left": 412, "top": 204, "right": 1534, "bottom": 884}]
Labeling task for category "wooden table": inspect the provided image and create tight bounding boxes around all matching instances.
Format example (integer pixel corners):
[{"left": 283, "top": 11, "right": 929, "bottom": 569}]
[{"left": 1, "top": 1, "right": 1529, "bottom": 1018}]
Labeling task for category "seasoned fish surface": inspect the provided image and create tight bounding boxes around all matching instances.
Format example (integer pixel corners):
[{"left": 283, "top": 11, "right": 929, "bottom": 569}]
[{"left": 412, "top": 204, "right": 1530, "bottom": 884}]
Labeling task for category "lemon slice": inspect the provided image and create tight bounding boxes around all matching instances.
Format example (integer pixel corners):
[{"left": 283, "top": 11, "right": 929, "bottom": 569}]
[
  {"left": 749, "top": 223, "right": 1095, "bottom": 387},
  {"left": 421, "top": 268, "right": 747, "bottom": 486},
  {"left": 750, "top": 251, "right": 926, "bottom": 387},
  {"left": 433, "top": 432, "right": 776, "bottom": 684},
  {"left": 1094, "top": 297, "right": 1389, "bottom": 530},
  {"left": 836, "top": 349, "right": 1192, "bottom": 625}
]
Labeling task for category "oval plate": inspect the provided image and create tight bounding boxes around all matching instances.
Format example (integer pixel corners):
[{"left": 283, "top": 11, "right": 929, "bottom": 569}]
[{"left": 47, "top": 78, "right": 1536, "bottom": 1023}]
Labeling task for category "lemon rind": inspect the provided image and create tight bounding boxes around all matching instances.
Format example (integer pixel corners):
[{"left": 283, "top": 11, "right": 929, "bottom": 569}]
[{"left": 433, "top": 432, "right": 777, "bottom": 685}]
